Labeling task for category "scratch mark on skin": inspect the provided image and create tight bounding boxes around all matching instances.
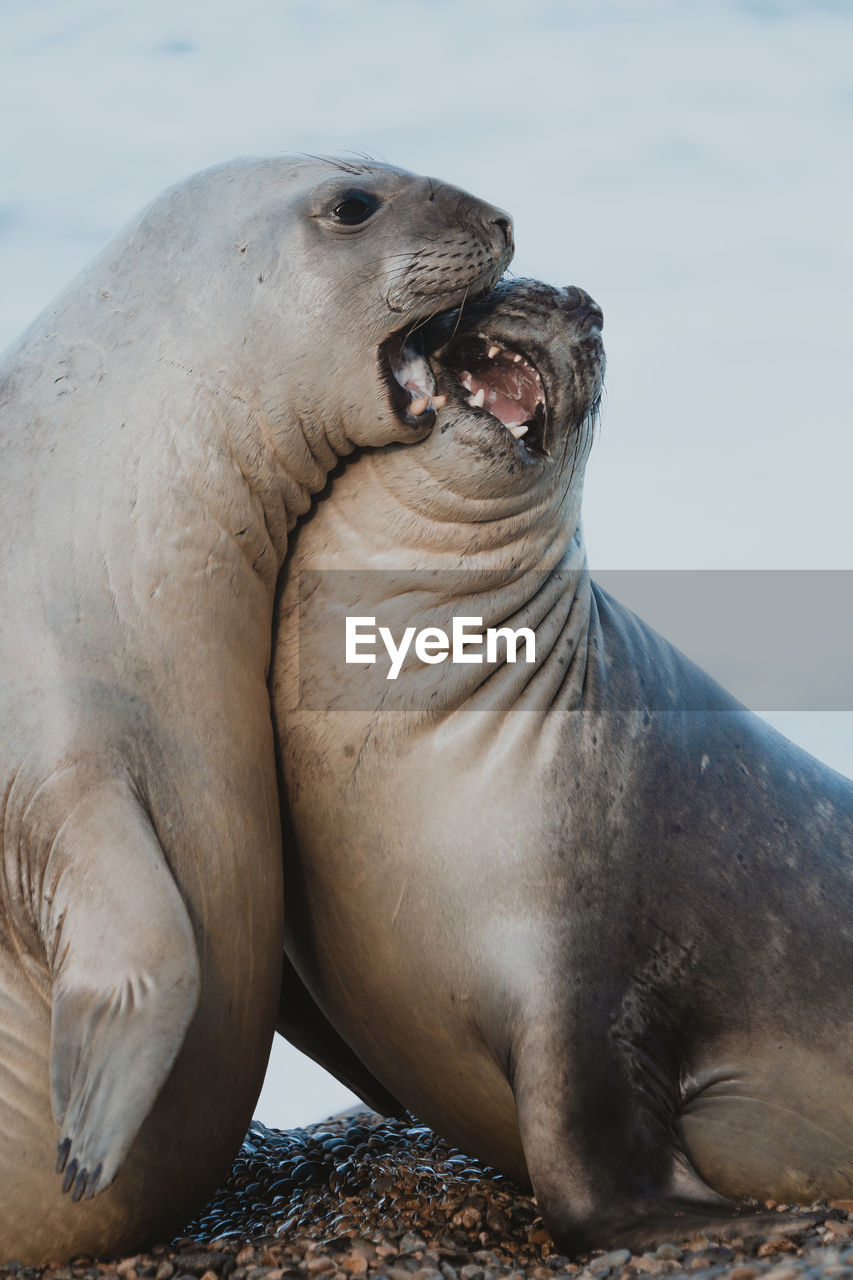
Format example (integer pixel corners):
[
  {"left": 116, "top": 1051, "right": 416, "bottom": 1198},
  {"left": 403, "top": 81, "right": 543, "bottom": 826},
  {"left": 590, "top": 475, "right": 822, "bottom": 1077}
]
[
  {"left": 391, "top": 881, "right": 407, "bottom": 927},
  {"left": 159, "top": 355, "right": 251, "bottom": 410}
]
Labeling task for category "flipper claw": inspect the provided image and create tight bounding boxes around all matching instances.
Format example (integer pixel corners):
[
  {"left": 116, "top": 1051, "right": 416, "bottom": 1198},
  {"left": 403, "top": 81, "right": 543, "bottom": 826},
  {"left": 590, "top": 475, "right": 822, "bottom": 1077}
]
[
  {"left": 61, "top": 1157, "right": 78, "bottom": 1195},
  {"left": 84, "top": 1163, "right": 102, "bottom": 1201},
  {"left": 71, "top": 1166, "right": 89, "bottom": 1203}
]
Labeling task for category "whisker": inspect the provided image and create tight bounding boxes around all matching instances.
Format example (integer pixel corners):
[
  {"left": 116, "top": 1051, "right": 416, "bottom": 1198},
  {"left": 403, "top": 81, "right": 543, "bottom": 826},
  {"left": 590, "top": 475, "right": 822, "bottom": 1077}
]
[
  {"left": 402, "top": 304, "right": 449, "bottom": 345},
  {"left": 447, "top": 286, "right": 471, "bottom": 343},
  {"left": 298, "top": 152, "right": 371, "bottom": 176}
]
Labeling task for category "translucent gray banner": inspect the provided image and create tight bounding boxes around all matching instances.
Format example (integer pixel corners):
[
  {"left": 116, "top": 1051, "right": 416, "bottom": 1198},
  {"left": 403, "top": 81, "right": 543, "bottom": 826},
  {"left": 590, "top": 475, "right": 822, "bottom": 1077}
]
[
  {"left": 595, "top": 571, "right": 853, "bottom": 712},
  {"left": 282, "top": 570, "right": 853, "bottom": 712}
]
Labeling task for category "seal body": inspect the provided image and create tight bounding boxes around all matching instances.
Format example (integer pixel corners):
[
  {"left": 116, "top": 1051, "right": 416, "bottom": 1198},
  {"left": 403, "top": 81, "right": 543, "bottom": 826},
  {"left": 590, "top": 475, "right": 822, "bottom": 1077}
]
[
  {"left": 273, "top": 280, "right": 853, "bottom": 1253},
  {"left": 0, "top": 156, "right": 512, "bottom": 1262}
]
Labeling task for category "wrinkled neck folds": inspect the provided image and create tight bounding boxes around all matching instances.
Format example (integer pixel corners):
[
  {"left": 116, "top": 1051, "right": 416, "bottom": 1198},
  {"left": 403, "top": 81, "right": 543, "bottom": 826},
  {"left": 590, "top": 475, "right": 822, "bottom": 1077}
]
[{"left": 283, "top": 445, "right": 594, "bottom": 722}]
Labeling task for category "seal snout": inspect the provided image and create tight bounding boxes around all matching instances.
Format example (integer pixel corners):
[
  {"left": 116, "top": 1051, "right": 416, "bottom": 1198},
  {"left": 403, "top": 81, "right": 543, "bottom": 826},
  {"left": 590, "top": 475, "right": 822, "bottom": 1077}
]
[
  {"left": 410, "top": 278, "right": 606, "bottom": 461},
  {"left": 379, "top": 275, "right": 604, "bottom": 461},
  {"left": 372, "top": 182, "right": 515, "bottom": 437},
  {"left": 447, "top": 188, "right": 514, "bottom": 269},
  {"left": 561, "top": 285, "right": 604, "bottom": 332},
  {"left": 491, "top": 213, "right": 514, "bottom": 259}
]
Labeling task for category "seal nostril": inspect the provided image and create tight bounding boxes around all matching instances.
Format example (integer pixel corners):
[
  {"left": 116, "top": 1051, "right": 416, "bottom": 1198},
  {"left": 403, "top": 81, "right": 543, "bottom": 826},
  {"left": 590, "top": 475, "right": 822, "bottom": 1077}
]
[
  {"left": 493, "top": 216, "right": 513, "bottom": 251},
  {"left": 562, "top": 286, "right": 604, "bottom": 330}
]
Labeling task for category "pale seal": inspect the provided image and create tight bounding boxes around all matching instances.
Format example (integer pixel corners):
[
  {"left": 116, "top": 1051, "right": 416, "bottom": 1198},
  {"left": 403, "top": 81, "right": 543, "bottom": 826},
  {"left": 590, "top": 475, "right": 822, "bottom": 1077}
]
[
  {"left": 272, "top": 279, "right": 853, "bottom": 1254},
  {"left": 0, "top": 155, "right": 512, "bottom": 1263}
]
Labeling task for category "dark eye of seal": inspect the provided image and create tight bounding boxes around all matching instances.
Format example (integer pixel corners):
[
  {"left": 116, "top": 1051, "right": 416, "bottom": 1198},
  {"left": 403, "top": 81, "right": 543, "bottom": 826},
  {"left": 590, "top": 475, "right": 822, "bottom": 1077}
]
[{"left": 330, "top": 191, "right": 380, "bottom": 225}]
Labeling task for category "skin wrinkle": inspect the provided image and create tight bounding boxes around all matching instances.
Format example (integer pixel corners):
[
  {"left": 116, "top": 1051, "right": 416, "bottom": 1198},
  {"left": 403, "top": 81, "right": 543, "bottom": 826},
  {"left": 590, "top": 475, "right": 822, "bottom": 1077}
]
[
  {"left": 495, "top": 576, "right": 590, "bottom": 721},
  {"left": 1, "top": 769, "right": 52, "bottom": 1006},
  {"left": 38, "top": 785, "right": 103, "bottom": 957},
  {"left": 361, "top": 452, "right": 568, "bottom": 538},
  {"left": 162, "top": 358, "right": 310, "bottom": 573}
]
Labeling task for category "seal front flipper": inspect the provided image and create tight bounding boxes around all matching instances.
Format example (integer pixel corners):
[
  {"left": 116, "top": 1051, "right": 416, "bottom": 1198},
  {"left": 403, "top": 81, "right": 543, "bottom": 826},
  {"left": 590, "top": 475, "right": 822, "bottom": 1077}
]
[
  {"left": 511, "top": 1008, "right": 817, "bottom": 1255},
  {"left": 44, "top": 783, "right": 201, "bottom": 1200}
]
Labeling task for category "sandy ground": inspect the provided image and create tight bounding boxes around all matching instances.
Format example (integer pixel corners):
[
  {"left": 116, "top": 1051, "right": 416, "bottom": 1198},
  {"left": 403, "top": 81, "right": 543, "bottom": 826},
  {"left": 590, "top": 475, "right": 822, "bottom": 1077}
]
[{"left": 3, "top": 1112, "right": 852, "bottom": 1280}]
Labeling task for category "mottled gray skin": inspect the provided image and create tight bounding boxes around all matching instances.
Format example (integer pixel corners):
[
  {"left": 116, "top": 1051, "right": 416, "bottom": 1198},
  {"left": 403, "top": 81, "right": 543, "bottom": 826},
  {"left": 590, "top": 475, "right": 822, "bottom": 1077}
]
[
  {"left": 0, "top": 155, "right": 512, "bottom": 1263},
  {"left": 272, "top": 280, "right": 853, "bottom": 1255}
]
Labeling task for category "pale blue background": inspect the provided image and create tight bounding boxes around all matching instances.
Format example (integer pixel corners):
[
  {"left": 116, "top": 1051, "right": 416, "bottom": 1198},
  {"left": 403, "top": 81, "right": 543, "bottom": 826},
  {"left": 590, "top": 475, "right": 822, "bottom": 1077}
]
[{"left": 2, "top": 0, "right": 851, "bottom": 1127}]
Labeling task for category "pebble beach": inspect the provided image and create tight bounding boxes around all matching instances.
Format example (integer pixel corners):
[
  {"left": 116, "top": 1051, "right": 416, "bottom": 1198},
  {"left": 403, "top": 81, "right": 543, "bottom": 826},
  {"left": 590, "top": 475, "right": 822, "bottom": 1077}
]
[{"left": 3, "top": 1112, "right": 851, "bottom": 1280}]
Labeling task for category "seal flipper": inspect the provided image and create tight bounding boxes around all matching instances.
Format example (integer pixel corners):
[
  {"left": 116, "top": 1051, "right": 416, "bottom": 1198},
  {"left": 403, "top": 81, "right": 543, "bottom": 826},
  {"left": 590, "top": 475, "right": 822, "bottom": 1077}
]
[
  {"left": 44, "top": 783, "right": 201, "bottom": 1198},
  {"left": 277, "top": 953, "right": 406, "bottom": 1119},
  {"left": 511, "top": 1012, "right": 818, "bottom": 1255}
]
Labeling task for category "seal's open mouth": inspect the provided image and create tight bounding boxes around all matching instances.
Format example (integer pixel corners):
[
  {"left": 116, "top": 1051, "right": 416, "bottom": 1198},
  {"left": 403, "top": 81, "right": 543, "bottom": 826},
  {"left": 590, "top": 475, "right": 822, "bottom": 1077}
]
[
  {"left": 382, "top": 325, "right": 547, "bottom": 454},
  {"left": 442, "top": 332, "right": 547, "bottom": 452},
  {"left": 382, "top": 332, "right": 447, "bottom": 428}
]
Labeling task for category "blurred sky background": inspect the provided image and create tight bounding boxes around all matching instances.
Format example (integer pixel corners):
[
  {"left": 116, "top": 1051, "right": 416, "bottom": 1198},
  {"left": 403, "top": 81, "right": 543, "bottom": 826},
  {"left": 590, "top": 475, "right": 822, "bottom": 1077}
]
[{"left": 2, "top": 0, "right": 851, "bottom": 1127}]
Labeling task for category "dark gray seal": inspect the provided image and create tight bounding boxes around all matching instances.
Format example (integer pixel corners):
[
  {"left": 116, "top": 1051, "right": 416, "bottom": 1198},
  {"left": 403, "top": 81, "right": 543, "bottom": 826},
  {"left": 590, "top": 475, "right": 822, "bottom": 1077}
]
[
  {"left": 0, "top": 155, "right": 512, "bottom": 1263},
  {"left": 272, "top": 279, "right": 853, "bottom": 1255}
]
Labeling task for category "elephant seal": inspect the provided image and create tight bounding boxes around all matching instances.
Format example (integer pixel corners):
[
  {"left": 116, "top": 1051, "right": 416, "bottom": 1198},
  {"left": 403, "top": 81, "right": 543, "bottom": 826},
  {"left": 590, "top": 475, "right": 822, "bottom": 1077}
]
[
  {"left": 272, "top": 279, "right": 853, "bottom": 1255},
  {"left": 0, "top": 155, "right": 512, "bottom": 1263}
]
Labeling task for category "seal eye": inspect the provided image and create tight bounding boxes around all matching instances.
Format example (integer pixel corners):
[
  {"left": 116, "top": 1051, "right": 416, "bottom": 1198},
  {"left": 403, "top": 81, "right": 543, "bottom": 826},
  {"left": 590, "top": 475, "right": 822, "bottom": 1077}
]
[{"left": 331, "top": 192, "right": 379, "bottom": 225}]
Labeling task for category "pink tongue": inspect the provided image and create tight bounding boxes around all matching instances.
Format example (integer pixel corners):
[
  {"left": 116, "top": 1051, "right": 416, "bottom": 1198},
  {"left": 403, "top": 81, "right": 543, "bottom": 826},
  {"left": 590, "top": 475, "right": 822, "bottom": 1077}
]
[{"left": 467, "top": 358, "right": 541, "bottom": 428}]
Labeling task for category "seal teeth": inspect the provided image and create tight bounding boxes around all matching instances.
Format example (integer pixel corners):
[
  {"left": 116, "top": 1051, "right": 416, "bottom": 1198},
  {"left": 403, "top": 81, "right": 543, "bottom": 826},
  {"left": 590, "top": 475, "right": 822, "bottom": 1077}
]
[
  {"left": 469, "top": 388, "right": 486, "bottom": 409},
  {"left": 488, "top": 344, "right": 500, "bottom": 359},
  {"left": 513, "top": 353, "right": 522, "bottom": 363},
  {"left": 508, "top": 423, "right": 529, "bottom": 440},
  {"left": 409, "top": 396, "right": 429, "bottom": 416},
  {"left": 387, "top": 335, "right": 437, "bottom": 408}
]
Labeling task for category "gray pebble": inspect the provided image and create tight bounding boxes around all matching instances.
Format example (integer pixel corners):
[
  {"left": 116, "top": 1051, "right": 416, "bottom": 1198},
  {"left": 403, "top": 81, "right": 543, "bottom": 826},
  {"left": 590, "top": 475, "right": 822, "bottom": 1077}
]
[
  {"left": 400, "top": 1236, "right": 428, "bottom": 1256},
  {"left": 593, "top": 1252, "right": 630, "bottom": 1270}
]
